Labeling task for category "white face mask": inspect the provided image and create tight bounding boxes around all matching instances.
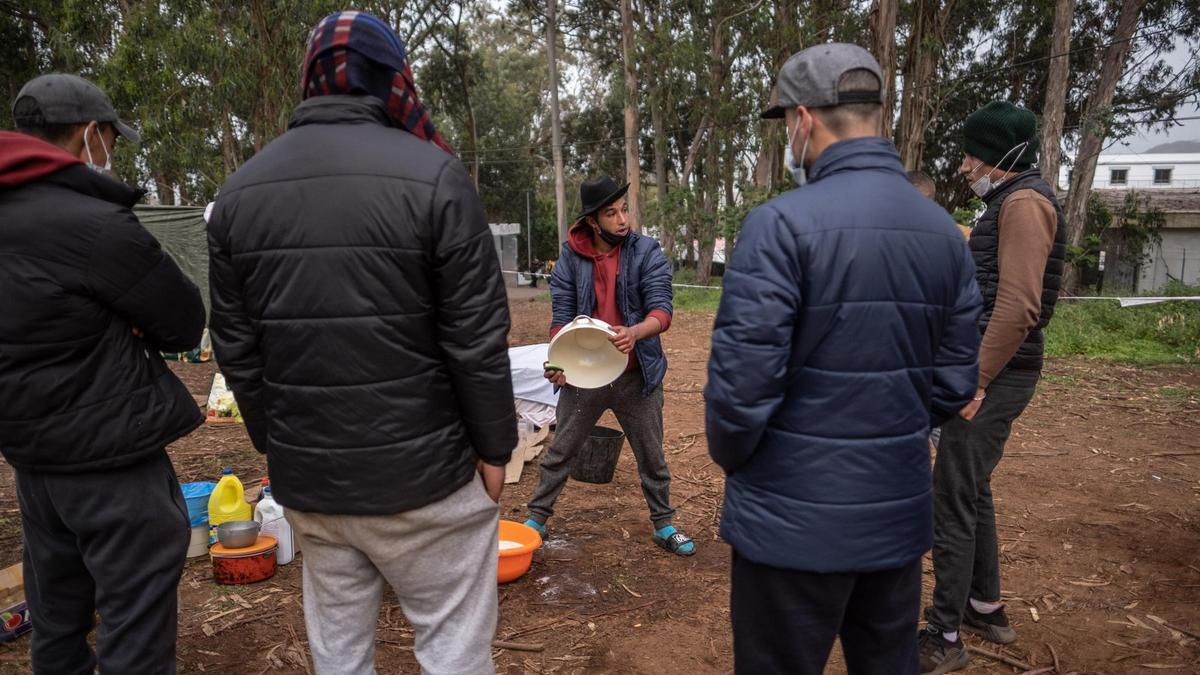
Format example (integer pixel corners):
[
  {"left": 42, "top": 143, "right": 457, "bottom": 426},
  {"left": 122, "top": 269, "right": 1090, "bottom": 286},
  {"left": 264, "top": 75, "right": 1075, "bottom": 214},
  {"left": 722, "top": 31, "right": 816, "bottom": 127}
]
[
  {"left": 784, "top": 113, "right": 810, "bottom": 187},
  {"left": 967, "top": 141, "right": 1029, "bottom": 198},
  {"left": 83, "top": 124, "right": 113, "bottom": 174}
]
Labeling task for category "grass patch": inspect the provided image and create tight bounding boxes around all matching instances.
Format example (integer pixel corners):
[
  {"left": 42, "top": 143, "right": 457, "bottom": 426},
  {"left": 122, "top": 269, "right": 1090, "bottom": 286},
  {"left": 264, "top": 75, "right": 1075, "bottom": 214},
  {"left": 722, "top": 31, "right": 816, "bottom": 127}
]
[
  {"left": 1157, "top": 386, "right": 1200, "bottom": 401},
  {"left": 1040, "top": 372, "right": 1078, "bottom": 385},
  {"left": 1044, "top": 293, "right": 1200, "bottom": 365},
  {"left": 674, "top": 287, "right": 722, "bottom": 313},
  {"left": 672, "top": 268, "right": 723, "bottom": 313}
]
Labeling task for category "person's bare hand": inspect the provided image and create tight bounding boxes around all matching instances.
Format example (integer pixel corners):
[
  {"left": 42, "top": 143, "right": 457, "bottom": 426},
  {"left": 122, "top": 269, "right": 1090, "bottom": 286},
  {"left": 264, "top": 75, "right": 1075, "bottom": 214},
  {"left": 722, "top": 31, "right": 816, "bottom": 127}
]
[
  {"left": 544, "top": 369, "right": 567, "bottom": 386},
  {"left": 959, "top": 387, "right": 986, "bottom": 421},
  {"left": 477, "top": 461, "right": 504, "bottom": 503},
  {"left": 610, "top": 325, "right": 639, "bottom": 354}
]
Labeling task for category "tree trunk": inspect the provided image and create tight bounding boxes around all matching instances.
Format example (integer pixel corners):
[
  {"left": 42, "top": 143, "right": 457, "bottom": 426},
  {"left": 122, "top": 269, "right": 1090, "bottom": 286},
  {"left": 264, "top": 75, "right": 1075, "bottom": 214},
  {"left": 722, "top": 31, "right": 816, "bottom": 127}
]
[
  {"left": 869, "top": 0, "right": 899, "bottom": 139},
  {"left": 547, "top": 0, "right": 568, "bottom": 247},
  {"left": 896, "top": 0, "right": 955, "bottom": 170},
  {"left": 1040, "top": 0, "right": 1074, "bottom": 191},
  {"left": 696, "top": 16, "right": 727, "bottom": 286},
  {"left": 220, "top": 108, "right": 238, "bottom": 176},
  {"left": 680, "top": 114, "right": 709, "bottom": 189},
  {"left": 753, "top": 1, "right": 792, "bottom": 190},
  {"left": 650, "top": 81, "right": 673, "bottom": 260},
  {"left": 753, "top": 80, "right": 782, "bottom": 190},
  {"left": 696, "top": 136, "right": 719, "bottom": 285},
  {"left": 620, "top": 0, "right": 641, "bottom": 231},
  {"left": 464, "top": 83, "right": 480, "bottom": 189},
  {"left": 154, "top": 175, "right": 174, "bottom": 206},
  {"left": 1064, "top": 0, "right": 1148, "bottom": 291}
]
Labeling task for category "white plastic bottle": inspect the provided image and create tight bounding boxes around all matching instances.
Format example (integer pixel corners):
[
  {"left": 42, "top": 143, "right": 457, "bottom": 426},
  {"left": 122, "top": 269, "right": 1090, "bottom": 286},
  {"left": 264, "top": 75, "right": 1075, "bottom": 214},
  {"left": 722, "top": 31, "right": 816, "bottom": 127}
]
[{"left": 253, "top": 486, "right": 295, "bottom": 565}]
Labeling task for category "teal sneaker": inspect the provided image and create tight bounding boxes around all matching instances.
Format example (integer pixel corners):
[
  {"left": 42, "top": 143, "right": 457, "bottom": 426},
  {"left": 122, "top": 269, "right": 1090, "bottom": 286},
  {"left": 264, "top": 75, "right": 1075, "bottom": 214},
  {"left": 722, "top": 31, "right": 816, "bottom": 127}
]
[{"left": 523, "top": 518, "right": 546, "bottom": 538}]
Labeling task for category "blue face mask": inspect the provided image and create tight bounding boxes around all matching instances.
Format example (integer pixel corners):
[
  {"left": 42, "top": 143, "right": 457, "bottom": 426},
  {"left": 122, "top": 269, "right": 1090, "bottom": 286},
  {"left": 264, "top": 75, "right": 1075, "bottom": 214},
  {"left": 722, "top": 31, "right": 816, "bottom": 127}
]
[{"left": 784, "top": 116, "right": 809, "bottom": 187}]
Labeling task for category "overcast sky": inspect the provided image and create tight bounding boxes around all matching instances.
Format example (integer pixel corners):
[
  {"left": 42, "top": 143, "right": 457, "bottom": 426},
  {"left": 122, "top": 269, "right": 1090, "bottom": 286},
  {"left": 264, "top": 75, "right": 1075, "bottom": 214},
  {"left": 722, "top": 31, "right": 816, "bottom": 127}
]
[{"left": 1107, "top": 39, "right": 1198, "bottom": 153}]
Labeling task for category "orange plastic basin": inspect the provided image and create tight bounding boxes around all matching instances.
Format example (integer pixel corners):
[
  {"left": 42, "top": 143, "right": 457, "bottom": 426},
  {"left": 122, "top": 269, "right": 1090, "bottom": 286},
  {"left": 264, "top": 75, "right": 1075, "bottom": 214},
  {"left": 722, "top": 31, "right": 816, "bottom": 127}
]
[{"left": 497, "top": 520, "right": 542, "bottom": 583}]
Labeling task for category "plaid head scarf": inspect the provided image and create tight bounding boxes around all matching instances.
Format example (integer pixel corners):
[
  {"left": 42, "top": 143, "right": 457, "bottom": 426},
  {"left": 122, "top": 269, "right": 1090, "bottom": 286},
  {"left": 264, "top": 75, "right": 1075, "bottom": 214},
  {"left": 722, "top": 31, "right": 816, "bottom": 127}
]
[{"left": 302, "top": 11, "right": 453, "bottom": 155}]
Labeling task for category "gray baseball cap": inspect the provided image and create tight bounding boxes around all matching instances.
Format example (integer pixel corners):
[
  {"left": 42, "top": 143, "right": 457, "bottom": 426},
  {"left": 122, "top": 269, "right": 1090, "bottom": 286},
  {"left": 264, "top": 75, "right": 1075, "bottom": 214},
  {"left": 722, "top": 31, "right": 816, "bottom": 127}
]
[
  {"left": 761, "top": 43, "right": 883, "bottom": 119},
  {"left": 12, "top": 73, "right": 141, "bottom": 144}
]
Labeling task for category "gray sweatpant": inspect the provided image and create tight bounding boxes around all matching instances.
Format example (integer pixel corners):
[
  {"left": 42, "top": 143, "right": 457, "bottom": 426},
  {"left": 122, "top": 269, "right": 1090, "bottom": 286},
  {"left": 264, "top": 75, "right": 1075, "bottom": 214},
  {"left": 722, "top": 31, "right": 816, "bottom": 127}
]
[
  {"left": 528, "top": 369, "right": 675, "bottom": 529},
  {"left": 287, "top": 475, "right": 499, "bottom": 675}
]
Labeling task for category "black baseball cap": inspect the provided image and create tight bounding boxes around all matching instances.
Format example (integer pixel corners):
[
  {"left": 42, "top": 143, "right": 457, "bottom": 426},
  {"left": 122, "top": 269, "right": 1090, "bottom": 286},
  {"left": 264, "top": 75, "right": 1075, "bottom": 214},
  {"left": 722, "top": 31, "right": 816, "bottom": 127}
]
[
  {"left": 12, "top": 73, "right": 141, "bottom": 144},
  {"left": 761, "top": 43, "right": 884, "bottom": 119}
]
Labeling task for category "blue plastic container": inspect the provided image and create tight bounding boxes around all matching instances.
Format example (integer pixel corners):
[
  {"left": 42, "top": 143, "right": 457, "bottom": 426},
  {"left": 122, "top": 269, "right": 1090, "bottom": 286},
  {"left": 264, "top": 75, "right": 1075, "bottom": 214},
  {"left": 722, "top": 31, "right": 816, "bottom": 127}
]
[{"left": 181, "top": 482, "right": 217, "bottom": 528}]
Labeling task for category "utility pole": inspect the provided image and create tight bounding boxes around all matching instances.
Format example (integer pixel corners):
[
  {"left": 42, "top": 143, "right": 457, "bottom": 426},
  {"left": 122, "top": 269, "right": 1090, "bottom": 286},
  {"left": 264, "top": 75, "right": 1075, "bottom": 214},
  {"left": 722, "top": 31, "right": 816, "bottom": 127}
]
[{"left": 526, "top": 189, "right": 533, "bottom": 278}]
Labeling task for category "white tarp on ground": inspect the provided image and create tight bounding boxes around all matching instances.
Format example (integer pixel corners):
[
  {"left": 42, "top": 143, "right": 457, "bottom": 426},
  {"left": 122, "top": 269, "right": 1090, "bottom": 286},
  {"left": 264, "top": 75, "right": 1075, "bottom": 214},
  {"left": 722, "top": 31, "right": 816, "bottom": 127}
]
[
  {"left": 506, "top": 344, "right": 558, "bottom": 483},
  {"left": 509, "top": 344, "right": 558, "bottom": 409}
]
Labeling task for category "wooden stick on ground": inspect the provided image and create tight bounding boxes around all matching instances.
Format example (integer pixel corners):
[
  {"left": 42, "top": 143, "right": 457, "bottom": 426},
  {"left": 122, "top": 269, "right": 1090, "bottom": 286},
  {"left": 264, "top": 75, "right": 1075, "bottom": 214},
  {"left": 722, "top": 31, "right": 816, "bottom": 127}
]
[
  {"left": 584, "top": 599, "right": 659, "bottom": 620},
  {"left": 1161, "top": 621, "right": 1200, "bottom": 640},
  {"left": 968, "top": 645, "right": 1037, "bottom": 671},
  {"left": 287, "top": 620, "right": 314, "bottom": 675},
  {"left": 492, "top": 640, "right": 546, "bottom": 652},
  {"left": 1048, "top": 642, "right": 1061, "bottom": 672},
  {"left": 502, "top": 612, "right": 576, "bottom": 640}
]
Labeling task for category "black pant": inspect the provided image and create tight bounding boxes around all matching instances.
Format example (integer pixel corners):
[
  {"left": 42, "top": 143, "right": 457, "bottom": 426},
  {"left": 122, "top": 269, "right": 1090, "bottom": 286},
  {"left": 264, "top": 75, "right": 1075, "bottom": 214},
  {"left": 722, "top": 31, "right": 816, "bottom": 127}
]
[
  {"left": 731, "top": 550, "right": 921, "bottom": 675},
  {"left": 926, "top": 368, "right": 1039, "bottom": 633},
  {"left": 16, "top": 452, "right": 190, "bottom": 675}
]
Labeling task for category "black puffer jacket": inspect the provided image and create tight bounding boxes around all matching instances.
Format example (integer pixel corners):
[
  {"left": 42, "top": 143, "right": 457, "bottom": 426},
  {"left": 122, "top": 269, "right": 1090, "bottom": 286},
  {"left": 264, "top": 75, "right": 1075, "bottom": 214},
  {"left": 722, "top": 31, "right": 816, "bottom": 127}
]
[
  {"left": 208, "top": 96, "right": 516, "bottom": 515},
  {"left": 0, "top": 133, "right": 205, "bottom": 473}
]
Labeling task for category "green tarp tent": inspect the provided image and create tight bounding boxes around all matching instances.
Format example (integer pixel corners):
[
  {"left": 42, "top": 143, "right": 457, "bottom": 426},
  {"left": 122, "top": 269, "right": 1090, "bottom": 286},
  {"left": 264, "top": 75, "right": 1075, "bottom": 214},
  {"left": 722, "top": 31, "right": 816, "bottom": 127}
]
[{"left": 133, "top": 205, "right": 209, "bottom": 321}]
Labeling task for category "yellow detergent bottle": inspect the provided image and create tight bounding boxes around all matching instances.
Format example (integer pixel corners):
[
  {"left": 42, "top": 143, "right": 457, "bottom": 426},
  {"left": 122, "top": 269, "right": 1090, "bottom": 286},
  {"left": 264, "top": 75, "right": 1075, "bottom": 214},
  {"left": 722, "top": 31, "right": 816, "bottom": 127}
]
[{"left": 207, "top": 469, "right": 253, "bottom": 545}]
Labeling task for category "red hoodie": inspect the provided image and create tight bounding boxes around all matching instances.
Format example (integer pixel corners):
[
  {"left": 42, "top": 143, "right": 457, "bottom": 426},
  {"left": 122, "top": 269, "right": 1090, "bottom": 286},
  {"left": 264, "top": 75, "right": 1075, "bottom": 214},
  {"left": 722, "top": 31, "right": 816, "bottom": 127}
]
[
  {"left": 0, "top": 131, "right": 82, "bottom": 188},
  {"left": 552, "top": 221, "right": 671, "bottom": 369}
]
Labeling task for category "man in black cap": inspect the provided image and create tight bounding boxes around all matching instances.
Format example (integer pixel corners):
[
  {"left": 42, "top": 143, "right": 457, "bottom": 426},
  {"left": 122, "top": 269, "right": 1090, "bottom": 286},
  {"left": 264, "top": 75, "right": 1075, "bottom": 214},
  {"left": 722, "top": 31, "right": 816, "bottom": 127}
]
[
  {"left": 918, "top": 101, "right": 1066, "bottom": 675},
  {"left": 705, "top": 44, "right": 982, "bottom": 674},
  {"left": 524, "top": 176, "right": 695, "bottom": 557},
  {"left": 0, "top": 74, "right": 205, "bottom": 672}
]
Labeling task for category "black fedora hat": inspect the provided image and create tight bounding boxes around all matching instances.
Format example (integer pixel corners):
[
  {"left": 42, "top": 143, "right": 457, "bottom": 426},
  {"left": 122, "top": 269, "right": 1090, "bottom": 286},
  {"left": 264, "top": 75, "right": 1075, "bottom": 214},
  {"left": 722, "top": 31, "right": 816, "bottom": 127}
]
[{"left": 574, "top": 176, "right": 629, "bottom": 221}]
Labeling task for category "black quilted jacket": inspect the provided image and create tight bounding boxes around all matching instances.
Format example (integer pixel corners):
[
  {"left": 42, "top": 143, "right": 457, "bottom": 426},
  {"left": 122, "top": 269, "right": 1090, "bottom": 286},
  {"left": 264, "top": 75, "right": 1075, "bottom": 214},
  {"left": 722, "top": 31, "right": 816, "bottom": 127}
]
[
  {"left": 207, "top": 96, "right": 516, "bottom": 514},
  {"left": 0, "top": 139, "right": 205, "bottom": 473}
]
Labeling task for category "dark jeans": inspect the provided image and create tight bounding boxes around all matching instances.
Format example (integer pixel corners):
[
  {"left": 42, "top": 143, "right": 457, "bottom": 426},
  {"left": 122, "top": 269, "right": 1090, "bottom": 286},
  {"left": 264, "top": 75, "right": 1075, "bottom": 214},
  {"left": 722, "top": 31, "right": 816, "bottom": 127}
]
[
  {"left": 528, "top": 370, "right": 675, "bottom": 528},
  {"left": 926, "top": 368, "right": 1039, "bottom": 633},
  {"left": 731, "top": 551, "right": 921, "bottom": 675},
  {"left": 16, "top": 452, "right": 190, "bottom": 675}
]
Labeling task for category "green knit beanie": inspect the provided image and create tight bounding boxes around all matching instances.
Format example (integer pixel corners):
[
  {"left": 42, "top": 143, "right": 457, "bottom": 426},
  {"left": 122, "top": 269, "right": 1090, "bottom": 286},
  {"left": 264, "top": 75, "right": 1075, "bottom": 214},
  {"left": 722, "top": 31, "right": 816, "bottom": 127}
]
[{"left": 963, "top": 101, "right": 1039, "bottom": 171}]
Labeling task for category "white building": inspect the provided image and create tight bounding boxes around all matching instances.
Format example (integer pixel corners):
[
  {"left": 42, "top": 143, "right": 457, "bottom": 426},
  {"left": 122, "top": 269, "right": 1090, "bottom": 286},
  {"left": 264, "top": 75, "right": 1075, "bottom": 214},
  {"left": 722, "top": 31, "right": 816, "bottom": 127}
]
[
  {"left": 1060, "top": 146, "right": 1200, "bottom": 292},
  {"left": 1060, "top": 152, "right": 1200, "bottom": 190}
]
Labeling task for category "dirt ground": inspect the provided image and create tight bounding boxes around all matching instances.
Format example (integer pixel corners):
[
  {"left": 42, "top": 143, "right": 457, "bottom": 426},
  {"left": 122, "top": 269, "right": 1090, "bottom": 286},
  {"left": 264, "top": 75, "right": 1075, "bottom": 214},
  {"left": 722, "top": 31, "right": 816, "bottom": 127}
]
[{"left": 0, "top": 291, "right": 1198, "bottom": 674}]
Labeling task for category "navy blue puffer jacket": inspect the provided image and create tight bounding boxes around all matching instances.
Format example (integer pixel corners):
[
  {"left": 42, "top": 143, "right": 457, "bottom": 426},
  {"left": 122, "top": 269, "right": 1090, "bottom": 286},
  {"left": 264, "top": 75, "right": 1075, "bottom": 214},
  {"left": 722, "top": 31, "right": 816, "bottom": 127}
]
[
  {"left": 705, "top": 137, "right": 983, "bottom": 573},
  {"left": 550, "top": 229, "right": 672, "bottom": 395}
]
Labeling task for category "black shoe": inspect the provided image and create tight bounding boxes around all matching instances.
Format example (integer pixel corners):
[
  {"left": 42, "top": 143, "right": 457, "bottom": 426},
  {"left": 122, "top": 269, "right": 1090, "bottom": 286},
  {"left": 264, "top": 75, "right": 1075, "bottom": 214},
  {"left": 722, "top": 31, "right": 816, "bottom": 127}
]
[
  {"left": 918, "top": 627, "right": 970, "bottom": 675},
  {"left": 963, "top": 603, "right": 1018, "bottom": 644}
]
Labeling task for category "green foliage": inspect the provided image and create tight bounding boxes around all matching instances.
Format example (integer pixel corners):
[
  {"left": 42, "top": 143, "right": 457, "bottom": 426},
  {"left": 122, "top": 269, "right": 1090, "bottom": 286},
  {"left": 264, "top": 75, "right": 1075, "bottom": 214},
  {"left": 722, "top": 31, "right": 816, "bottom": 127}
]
[
  {"left": 5, "top": 0, "right": 1197, "bottom": 248},
  {"left": 1045, "top": 288, "right": 1200, "bottom": 365},
  {"left": 1068, "top": 191, "right": 1165, "bottom": 272},
  {"left": 951, "top": 198, "right": 984, "bottom": 227}
]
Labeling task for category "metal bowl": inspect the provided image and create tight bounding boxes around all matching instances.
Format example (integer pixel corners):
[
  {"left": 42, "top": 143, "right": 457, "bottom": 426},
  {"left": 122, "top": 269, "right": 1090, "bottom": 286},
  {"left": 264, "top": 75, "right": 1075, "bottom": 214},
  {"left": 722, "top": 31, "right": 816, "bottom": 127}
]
[{"left": 217, "top": 520, "right": 260, "bottom": 549}]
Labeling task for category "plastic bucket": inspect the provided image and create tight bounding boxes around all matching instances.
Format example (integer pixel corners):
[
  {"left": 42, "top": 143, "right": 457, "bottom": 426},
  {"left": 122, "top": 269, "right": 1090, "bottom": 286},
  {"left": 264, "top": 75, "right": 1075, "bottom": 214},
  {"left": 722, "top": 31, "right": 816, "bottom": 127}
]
[
  {"left": 181, "top": 482, "right": 216, "bottom": 528},
  {"left": 210, "top": 535, "right": 278, "bottom": 585},
  {"left": 187, "top": 525, "right": 210, "bottom": 558},
  {"left": 547, "top": 316, "right": 626, "bottom": 389},
  {"left": 570, "top": 426, "right": 625, "bottom": 484}
]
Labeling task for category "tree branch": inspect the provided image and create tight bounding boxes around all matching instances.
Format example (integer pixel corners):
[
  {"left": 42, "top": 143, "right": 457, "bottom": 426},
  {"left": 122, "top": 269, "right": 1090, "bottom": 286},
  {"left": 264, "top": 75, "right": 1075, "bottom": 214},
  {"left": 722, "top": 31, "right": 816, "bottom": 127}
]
[{"left": 0, "top": 0, "right": 48, "bottom": 30}]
